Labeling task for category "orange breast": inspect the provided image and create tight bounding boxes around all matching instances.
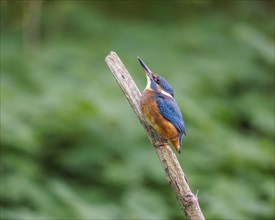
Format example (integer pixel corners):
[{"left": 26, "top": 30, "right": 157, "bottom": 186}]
[{"left": 140, "top": 90, "right": 179, "bottom": 142}]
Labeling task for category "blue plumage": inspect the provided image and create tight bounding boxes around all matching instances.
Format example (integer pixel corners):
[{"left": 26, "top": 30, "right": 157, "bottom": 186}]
[
  {"left": 156, "top": 93, "right": 186, "bottom": 136},
  {"left": 138, "top": 57, "right": 186, "bottom": 153},
  {"left": 153, "top": 75, "right": 174, "bottom": 97}
]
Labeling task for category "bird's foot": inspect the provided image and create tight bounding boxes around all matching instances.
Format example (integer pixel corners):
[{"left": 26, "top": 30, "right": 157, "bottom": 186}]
[{"left": 154, "top": 141, "right": 169, "bottom": 148}]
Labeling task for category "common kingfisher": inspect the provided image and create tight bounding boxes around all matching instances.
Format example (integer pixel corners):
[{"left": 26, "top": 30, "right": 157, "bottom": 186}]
[{"left": 138, "top": 57, "right": 186, "bottom": 154}]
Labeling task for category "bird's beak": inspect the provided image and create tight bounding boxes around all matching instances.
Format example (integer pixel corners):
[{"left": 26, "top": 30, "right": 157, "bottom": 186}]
[{"left": 138, "top": 57, "right": 153, "bottom": 77}]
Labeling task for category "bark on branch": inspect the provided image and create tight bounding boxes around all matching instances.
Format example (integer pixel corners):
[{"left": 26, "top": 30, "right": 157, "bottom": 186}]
[{"left": 105, "top": 51, "right": 205, "bottom": 220}]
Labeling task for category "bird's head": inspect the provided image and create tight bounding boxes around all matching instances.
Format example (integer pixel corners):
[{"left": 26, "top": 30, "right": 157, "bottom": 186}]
[{"left": 138, "top": 57, "right": 174, "bottom": 97}]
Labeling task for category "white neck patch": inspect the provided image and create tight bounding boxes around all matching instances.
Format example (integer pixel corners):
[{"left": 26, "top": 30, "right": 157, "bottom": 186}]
[
  {"left": 144, "top": 76, "right": 174, "bottom": 98},
  {"left": 161, "top": 90, "right": 173, "bottom": 98}
]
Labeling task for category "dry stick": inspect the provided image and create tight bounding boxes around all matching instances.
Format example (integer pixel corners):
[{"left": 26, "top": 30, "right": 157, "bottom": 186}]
[{"left": 105, "top": 51, "right": 205, "bottom": 220}]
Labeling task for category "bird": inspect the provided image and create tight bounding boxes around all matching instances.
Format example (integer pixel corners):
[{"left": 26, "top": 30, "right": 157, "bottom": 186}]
[{"left": 138, "top": 57, "right": 186, "bottom": 154}]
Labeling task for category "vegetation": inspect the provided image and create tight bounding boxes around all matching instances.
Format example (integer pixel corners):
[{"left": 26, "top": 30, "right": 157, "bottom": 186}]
[{"left": 1, "top": 1, "right": 274, "bottom": 219}]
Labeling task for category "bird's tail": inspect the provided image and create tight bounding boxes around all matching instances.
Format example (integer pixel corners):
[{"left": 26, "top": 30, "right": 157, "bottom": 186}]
[
  {"left": 171, "top": 138, "right": 181, "bottom": 154},
  {"left": 171, "top": 133, "right": 184, "bottom": 154}
]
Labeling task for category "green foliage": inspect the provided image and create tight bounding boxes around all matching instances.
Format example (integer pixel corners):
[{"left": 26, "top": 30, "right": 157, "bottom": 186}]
[{"left": 1, "top": 1, "right": 274, "bottom": 219}]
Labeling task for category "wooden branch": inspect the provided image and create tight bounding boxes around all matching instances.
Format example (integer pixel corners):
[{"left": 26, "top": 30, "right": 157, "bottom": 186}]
[{"left": 105, "top": 51, "right": 205, "bottom": 220}]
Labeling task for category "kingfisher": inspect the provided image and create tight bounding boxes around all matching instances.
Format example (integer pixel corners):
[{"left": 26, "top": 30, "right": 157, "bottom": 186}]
[{"left": 138, "top": 57, "right": 186, "bottom": 154}]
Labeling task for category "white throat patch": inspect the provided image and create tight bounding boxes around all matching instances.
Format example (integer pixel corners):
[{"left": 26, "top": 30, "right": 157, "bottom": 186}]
[{"left": 145, "top": 75, "right": 151, "bottom": 90}]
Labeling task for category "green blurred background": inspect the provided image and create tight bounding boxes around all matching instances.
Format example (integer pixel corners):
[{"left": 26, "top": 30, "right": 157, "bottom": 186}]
[{"left": 1, "top": 0, "right": 274, "bottom": 219}]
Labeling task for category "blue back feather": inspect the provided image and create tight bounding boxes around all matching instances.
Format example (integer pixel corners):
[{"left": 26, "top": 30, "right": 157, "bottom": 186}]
[{"left": 156, "top": 93, "right": 186, "bottom": 146}]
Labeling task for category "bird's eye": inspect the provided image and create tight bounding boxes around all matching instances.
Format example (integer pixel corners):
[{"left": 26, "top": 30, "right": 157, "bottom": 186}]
[
  {"left": 153, "top": 75, "right": 158, "bottom": 81},
  {"left": 155, "top": 77, "right": 160, "bottom": 83}
]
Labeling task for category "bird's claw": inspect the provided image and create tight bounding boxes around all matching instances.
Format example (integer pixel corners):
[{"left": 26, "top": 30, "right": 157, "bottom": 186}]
[{"left": 154, "top": 141, "right": 169, "bottom": 148}]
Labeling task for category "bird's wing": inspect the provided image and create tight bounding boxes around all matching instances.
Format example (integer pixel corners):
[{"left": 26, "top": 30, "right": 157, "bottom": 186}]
[{"left": 156, "top": 94, "right": 186, "bottom": 135}]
